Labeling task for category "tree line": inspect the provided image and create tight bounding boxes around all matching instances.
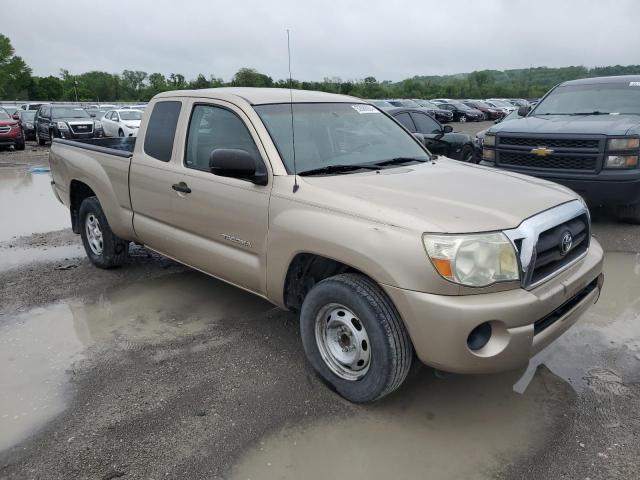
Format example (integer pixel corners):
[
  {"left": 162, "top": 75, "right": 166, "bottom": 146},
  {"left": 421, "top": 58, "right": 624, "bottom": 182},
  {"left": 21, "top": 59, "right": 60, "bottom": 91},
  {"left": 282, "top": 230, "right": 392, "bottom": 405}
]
[{"left": 2, "top": 33, "right": 640, "bottom": 102}]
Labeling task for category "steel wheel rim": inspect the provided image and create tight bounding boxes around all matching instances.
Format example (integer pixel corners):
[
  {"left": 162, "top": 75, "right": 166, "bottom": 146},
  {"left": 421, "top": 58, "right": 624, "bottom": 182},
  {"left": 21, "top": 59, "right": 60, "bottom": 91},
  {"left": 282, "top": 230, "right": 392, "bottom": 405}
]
[
  {"left": 85, "top": 214, "right": 103, "bottom": 255},
  {"left": 460, "top": 115, "right": 466, "bottom": 123},
  {"left": 315, "top": 303, "right": 371, "bottom": 381}
]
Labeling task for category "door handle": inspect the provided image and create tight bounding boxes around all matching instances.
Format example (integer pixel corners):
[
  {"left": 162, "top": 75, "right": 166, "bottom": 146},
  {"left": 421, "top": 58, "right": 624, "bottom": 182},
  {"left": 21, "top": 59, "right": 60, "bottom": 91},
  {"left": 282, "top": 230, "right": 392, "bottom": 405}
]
[{"left": 172, "top": 182, "right": 191, "bottom": 194}]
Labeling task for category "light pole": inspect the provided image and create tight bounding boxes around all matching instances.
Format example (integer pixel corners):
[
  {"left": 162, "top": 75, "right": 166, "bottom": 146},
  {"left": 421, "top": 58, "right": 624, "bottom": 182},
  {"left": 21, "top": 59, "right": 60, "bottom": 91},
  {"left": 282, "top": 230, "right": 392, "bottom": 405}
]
[{"left": 73, "top": 80, "right": 79, "bottom": 103}]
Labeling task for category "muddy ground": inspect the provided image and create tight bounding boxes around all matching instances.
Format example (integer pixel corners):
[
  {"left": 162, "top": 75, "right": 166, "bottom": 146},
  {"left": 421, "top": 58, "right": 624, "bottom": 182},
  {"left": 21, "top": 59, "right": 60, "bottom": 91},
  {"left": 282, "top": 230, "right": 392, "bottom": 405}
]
[{"left": 0, "top": 132, "right": 639, "bottom": 479}]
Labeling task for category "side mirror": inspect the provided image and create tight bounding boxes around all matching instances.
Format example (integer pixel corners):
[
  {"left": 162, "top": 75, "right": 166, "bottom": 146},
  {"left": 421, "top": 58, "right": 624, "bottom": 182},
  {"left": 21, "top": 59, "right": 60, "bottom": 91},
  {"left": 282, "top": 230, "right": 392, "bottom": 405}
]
[
  {"left": 442, "top": 125, "right": 453, "bottom": 133},
  {"left": 517, "top": 105, "right": 531, "bottom": 117},
  {"left": 12, "top": 114, "right": 19, "bottom": 120},
  {"left": 209, "top": 148, "right": 267, "bottom": 185}
]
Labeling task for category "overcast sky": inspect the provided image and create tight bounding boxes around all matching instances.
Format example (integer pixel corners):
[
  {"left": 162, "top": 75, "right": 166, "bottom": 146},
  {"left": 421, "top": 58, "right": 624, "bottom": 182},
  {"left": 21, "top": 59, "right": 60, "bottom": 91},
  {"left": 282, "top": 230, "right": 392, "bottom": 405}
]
[{"left": 3, "top": 0, "right": 639, "bottom": 82}]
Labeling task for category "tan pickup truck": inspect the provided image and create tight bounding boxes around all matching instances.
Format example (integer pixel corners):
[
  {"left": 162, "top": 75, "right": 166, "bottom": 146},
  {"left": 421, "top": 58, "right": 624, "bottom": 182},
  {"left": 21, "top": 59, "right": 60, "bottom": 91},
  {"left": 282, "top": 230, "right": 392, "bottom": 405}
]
[{"left": 49, "top": 88, "right": 604, "bottom": 402}]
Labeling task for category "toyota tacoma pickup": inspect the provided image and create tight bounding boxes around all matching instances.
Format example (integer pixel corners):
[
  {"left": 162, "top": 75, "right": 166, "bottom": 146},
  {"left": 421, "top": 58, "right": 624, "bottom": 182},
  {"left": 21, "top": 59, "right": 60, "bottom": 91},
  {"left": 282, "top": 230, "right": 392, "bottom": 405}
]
[
  {"left": 49, "top": 88, "right": 604, "bottom": 402},
  {"left": 481, "top": 75, "right": 640, "bottom": 223}
]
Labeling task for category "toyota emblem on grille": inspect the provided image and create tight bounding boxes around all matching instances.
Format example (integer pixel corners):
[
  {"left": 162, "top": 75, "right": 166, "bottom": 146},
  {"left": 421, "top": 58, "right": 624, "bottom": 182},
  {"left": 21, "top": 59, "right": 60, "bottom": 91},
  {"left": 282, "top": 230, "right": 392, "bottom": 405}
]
[{"left": 560, "top": 231, "right": 573, "bottom": 256}]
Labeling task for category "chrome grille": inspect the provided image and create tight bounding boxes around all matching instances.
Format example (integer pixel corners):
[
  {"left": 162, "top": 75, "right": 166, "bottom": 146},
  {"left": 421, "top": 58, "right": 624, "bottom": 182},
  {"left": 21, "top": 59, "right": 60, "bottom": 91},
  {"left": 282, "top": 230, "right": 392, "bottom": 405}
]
[
  {"left": 0, "top": 126, "right": 10, "bottom": 134},
  {"left": 69, "top": 123, "right": 94, "bottom": 134},
  {"left": 504, "top": 201, "right": 590, "bottom": 289}
]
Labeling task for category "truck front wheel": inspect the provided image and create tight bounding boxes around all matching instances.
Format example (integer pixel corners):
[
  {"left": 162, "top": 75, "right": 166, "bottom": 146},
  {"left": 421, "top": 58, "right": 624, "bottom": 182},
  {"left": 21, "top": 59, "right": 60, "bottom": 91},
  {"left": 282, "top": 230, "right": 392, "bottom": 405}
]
[
  {"left": 79, "top": 196, "right": 129, "bottom": 268},
  {"left": 300, "top": 273, "right": 413, "bottom": 403}
]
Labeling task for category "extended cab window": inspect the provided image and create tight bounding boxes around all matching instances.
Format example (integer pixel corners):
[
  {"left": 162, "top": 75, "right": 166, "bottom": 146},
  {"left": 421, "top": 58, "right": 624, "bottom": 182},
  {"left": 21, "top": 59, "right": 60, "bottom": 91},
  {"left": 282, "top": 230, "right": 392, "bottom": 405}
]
[
  {"left": 144, "top": 101, "right": 181, "bottom": 162},
  {"left": 185, "top": 104, "right": 262, "bottom": 172},
  {"left": 412, "top": 113, "right": 440, "bottom": 134}
]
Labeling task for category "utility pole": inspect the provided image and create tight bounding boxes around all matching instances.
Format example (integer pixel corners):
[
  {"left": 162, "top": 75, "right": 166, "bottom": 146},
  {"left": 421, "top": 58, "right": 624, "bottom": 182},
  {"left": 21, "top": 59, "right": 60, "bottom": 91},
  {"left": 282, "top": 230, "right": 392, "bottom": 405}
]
[{"left": 73, "top": 80, "right": 79, "bottom": 103}]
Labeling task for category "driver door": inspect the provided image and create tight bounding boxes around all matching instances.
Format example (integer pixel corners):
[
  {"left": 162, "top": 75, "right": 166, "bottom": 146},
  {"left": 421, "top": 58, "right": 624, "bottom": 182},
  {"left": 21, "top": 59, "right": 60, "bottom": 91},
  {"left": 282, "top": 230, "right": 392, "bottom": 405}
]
[{"left": 410, "top": 112, "right": 449, "bottom": 156}]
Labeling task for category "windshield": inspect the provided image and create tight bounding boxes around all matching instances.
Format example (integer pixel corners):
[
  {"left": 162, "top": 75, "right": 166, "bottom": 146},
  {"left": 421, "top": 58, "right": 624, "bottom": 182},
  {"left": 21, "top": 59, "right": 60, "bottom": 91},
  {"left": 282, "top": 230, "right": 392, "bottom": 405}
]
[
  {"left": 534, "top": 82, "right": 640, "bottom": 115},
  {"left": 119, "top": 110, "right": 143, "bottom": 120},
  {"left": 52, "top": 107, "right": 90, "bottom": 119},
  {"left": 448, "top": 101, "right": 472, "bottom": 110},
  {"left": 398, "top": 99, "right": 420, "bottom": 107},
  {"left": 254, "top": 103, "right": 429, "bottom": 174},
  {"left": 22, "top": 111, "right": 36, "bottom": 120},
  {"left": 0, "top": 111, "right": 10, "bottom": 120}
]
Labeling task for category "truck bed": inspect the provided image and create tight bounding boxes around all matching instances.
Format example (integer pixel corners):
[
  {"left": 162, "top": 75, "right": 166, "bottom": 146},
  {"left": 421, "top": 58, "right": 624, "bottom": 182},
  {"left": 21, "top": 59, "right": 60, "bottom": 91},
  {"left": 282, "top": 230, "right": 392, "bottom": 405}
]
[{"left": 53, "top": 137, "right": 136, "bottom": 158}]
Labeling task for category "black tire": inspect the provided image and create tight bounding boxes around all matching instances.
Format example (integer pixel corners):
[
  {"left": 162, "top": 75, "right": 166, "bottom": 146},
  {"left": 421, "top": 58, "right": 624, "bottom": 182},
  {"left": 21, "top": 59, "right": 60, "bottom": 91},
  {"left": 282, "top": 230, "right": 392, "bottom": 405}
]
[
  {"left": 616, "top": 203, "right": 640, "bottom": 224},
  {"left": 300, "top": 273, "right": 413, "bottom": 403},
  {"left": 15, "top": 140, "right": 25, "bottom": 151},
  {"left": 36, "top": 130, "right": 45, "bottom": 146},
  {"left": 79, "top": 196, "right": 129, "bottom": 268},
  {"left": 459, "top": 144, "right": 475, "bottom": 163}
]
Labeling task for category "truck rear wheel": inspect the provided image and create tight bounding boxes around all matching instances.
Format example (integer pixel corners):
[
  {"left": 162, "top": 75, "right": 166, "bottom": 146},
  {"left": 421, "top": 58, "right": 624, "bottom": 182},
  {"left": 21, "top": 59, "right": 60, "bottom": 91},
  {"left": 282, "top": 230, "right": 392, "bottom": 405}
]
[
  {"left": 79, "top": 196, "right": 129, "bottom": 268},
  {"left": 616, "top": 203, "right": 640, "bottom": 224},
  {"left": 300, "top": 273, "right": 413, "bottom": 403}
]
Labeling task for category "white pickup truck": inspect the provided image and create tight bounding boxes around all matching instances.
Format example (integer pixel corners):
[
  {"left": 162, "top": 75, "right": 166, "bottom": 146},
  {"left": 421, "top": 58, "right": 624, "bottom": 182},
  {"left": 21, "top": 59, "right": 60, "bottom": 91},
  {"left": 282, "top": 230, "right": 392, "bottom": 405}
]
[{"left": 49, "top": 88, "right": 604, "bottom": 402}]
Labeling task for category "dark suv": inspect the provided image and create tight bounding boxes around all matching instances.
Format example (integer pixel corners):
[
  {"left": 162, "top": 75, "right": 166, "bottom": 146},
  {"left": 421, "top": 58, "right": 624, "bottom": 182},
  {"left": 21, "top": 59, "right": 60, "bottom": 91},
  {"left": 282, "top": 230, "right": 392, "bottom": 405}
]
[
  {"left": 35, "top": 105, "right": 104, "bottom": 145},
  {"left": 481, "top": 75, "right": 640, "bottom": 223}
]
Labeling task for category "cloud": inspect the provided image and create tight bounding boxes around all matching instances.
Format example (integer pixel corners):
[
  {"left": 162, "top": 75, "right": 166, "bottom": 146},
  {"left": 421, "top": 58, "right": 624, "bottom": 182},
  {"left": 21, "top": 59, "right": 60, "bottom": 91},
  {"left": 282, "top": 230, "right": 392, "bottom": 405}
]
[{"left": 3, "top": 0, "right": 639, "bottom": 82}]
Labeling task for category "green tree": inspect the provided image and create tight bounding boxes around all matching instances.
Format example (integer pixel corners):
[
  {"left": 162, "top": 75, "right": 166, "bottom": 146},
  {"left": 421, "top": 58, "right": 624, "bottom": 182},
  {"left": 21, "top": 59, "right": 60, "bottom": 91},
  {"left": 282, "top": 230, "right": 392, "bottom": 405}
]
[
  {"left": 0, "top": 34, "right": 33, "bottom": 99},
  {"left": 231, "top": 68, "right": 273, "bottom": 87}
]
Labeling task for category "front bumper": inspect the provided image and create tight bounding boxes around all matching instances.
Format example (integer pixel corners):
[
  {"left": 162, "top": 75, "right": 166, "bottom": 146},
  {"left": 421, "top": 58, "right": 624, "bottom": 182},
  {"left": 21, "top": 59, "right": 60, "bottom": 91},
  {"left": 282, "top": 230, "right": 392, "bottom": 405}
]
[
  {"left": 0, "top": 131, "right": 23, "bottom": 146},
  {"left": 383, "top": 239, "right": 604, "bottom": 374},
  {"left": 480, "top": 162, "right": 640, "bottom": 207}
]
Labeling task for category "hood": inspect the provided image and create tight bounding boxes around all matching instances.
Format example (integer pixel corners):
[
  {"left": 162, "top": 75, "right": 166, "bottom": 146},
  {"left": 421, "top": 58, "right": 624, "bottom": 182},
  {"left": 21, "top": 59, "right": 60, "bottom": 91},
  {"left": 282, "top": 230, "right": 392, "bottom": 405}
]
[
  {"left": 54, "top": 117, "right": 94, "bottom": 123},
  {"left": 124, "top": 120, "right": 141, "bottom": 127},
  {"left": 299, "top": 159, "right": 578, "bottom": 233},
  {"left": 490, "top": 113, "right": 640, "bottom": 136},
  {"left": 0, "top": 120, "right": 18, "bottom": 127}
]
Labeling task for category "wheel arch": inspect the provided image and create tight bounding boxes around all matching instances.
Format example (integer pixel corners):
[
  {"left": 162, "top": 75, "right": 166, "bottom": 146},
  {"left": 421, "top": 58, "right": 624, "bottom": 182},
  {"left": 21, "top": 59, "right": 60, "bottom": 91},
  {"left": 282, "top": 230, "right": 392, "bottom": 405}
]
[{"left": 69, "top": 179, "right": 96, "bottom": 233}]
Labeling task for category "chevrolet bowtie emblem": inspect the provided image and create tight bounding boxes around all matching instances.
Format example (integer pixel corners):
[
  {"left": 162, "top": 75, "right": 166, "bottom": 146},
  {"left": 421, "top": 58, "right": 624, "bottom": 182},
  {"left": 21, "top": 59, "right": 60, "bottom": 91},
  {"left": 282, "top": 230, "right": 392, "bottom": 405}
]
[{"left": 530, "top": 146, "right": 554, "bottom": 157}]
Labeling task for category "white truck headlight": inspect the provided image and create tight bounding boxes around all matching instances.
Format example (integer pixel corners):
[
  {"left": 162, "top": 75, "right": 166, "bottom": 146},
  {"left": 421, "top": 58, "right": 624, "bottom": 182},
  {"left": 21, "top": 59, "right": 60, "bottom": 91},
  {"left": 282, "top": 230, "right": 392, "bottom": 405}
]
[
  {"left": 483, "top": 134, "right": 495, "bottom": 147},
  {"left": 423, "top": 232, "right": 519, "bottom": 287},
  {"left": 57, "top": 122, "right": 69, "bottom": 129},
  {"left": 607, "top": 138, "right": 639, "bottom": 150}
]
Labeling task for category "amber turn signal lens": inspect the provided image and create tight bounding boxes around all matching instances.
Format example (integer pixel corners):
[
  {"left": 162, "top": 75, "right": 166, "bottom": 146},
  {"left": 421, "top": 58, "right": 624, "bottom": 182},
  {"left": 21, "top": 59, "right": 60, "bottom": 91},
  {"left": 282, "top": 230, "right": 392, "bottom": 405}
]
[{"left": 431, "top": 258, "right": 453, "bottom": 279}]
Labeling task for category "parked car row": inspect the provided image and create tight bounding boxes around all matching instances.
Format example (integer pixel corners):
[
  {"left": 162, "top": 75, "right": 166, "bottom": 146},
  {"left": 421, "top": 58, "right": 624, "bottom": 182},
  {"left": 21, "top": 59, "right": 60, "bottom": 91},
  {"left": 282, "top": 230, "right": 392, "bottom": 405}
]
[
  {"left": 367, "top": 97, "right": 534, "bottom": 123},
  {"left": 0, "top": 102, "right": 148, "bottom": 148}
]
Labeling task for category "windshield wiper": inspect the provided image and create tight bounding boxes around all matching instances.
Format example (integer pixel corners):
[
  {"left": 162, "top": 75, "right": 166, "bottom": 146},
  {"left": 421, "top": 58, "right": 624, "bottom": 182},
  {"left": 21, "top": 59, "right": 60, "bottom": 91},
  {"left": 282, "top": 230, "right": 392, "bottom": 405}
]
[
  {"left": 569, "top": 111, "right": 610, "bottom": 115},
  {"left": 298, "top": 164, "right": 380, "bottom": 176},
  {"left": 373, "top": 157, "right": 428, "bottom": 167}
]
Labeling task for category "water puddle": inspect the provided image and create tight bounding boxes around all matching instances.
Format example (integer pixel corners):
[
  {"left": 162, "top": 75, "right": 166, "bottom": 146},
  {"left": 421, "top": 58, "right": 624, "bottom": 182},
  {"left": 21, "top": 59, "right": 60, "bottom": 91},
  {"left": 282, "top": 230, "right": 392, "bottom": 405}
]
[
  {"left": 0, "top": 271, "right": 272, "bottom": 452},
  {"left": 230, "top": 252, "right": 640, "bottom": 480},
  {"left": 0, "top": 167, "right": 70, "bottom": 242},
  {"left": 0, "top": 244, "right": 84, "bottom": 271}
]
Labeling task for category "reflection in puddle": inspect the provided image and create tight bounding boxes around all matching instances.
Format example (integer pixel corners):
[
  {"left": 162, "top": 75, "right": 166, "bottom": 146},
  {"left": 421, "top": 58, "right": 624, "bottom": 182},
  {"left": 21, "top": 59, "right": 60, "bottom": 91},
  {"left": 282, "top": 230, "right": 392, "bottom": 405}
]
[
  {"left": 0, "top": 168, "right": 70, "bottom": 241},
  {"left": 0, "top": 271, "right": 272, "bottom": 452},
  {"left": 230, "top": 252, "right": 640, "bottom": 480},
  {"left": 0, "top": 244, "right": 84, "bottom": 271},
  {"left": 230, "top": 366, "right": 570, "bottom": 480}
]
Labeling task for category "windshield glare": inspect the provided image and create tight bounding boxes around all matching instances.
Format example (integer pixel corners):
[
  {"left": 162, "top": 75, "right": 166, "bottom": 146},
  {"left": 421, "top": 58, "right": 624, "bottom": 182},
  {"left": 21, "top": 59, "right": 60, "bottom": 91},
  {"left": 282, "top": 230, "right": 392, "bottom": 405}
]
[
  {"left": 119, "top": 110, "right": 143, "bottom": 120},
  {"left": 22, "top": 111, "right": 36, "bottom": 120},
  {"left": 255, "top": 103, "right": 429, "bottom": 173},
  {"left": 0, "top": 111, "right": 10, "bottom": 120},
  {"left": 534, "top": 83, "right": 640, "bottom": 115},
  {"left": 53, "top": 107, "right": 90, "bottom": 119}
]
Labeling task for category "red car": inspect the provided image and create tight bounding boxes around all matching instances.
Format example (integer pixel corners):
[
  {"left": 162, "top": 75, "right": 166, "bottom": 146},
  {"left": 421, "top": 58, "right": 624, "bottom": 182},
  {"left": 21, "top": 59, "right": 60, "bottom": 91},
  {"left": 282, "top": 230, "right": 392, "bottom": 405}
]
[
  {"left": 462, "top": 100, "right": 504, "bottom": 120},
  {"left": 0, "top": 109, "right": 25, "bottom": 150}
]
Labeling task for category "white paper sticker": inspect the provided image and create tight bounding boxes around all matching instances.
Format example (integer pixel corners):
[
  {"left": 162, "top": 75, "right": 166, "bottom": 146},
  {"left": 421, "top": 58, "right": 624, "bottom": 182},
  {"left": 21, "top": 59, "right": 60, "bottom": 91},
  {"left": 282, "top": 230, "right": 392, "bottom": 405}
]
[
  {"left": 629, "top": 82, "right": 640, "bottom": 86},
  {"left": 352, "top": 104, "right": 379, "bottom": 114}
]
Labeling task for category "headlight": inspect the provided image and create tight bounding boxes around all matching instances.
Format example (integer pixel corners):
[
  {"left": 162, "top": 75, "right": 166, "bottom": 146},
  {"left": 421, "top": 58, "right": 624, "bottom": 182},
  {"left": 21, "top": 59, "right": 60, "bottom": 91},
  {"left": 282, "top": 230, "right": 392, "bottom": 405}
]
[
  {"left": 483, "top": 134, "right": 495, "bottom": 147},
  {"left": 126, "top": 124, "right": 139, "bottom": 129},
  {"left": 94, "top": 121, "right": 103, "bottom": 129},
  {"left": 57, "top": 122, "right": 69, "bottom": 129},
  {"left": 605, "top": 155, "right": 638, "bottom": 169},
  {"left": 26, "top": 122, "right": 34, "bottom": 128},
  {"left": 607, "top": 138, "right": 639, "bottom": 150},
  {"left": 482, "top": 149, "right": 495, "bottom": 161},
  {"left": 423, "top": 232, "right": 519, "bottom": 287}
]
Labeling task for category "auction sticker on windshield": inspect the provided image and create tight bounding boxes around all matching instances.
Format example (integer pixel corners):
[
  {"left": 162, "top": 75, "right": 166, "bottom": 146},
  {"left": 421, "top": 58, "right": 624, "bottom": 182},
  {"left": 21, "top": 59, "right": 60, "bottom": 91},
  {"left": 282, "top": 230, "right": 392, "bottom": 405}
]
[{"left": 352, "top": 104, "right": 379, "bottom": 114}]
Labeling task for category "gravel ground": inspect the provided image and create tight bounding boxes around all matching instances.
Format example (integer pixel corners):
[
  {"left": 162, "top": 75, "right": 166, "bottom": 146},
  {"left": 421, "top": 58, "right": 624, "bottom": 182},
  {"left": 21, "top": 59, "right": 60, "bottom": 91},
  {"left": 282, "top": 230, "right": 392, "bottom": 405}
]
[{"left": 0, "top": 136, "right": 638, "bottom": 479}]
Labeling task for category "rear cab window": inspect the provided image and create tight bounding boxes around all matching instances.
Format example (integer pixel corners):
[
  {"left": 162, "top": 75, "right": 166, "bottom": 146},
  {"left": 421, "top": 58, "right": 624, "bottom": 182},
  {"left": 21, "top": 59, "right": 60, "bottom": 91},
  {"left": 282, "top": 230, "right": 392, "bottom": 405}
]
[{"left": 144, "top": 101, "right": 182, "bottom": 161}]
